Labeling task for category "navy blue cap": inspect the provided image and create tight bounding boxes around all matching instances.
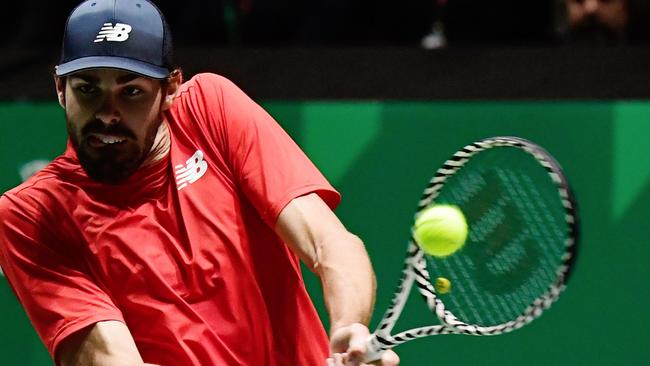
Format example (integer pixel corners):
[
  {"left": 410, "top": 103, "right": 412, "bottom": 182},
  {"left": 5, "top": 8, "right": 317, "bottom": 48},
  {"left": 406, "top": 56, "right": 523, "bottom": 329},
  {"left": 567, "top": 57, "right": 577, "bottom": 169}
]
[{"left": 56, "top": 0, "right": 173, "bottom": 79}]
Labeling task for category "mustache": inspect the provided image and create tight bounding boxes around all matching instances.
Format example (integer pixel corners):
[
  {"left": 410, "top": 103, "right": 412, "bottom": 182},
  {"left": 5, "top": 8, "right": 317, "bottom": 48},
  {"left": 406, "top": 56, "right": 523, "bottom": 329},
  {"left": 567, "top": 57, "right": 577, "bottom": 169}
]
[{"left": 81, "top": 119, "right": 137, "bottom": 140}]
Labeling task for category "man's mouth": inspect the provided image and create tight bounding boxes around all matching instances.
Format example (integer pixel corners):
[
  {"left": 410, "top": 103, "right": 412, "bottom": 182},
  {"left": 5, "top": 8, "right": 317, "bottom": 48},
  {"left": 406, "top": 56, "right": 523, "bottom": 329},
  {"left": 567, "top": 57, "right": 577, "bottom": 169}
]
[{"left": 87, "top": 133, "right": 128, "bottom": 148}]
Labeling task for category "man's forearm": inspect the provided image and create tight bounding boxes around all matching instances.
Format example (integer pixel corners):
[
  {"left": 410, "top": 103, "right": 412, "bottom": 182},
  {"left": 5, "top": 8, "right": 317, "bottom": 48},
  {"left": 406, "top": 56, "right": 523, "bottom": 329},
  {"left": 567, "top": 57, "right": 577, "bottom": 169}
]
[
  {"left": 315, "top": 231, "right": 377, "bottom": 333},
  {"left": 272, "top": 193, "right": 377, "bottom": 333}
]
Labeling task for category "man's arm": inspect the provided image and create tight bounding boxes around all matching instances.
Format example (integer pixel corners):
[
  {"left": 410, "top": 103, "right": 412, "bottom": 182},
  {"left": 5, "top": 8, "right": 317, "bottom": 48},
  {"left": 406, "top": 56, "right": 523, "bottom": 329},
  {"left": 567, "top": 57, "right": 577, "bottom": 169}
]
[
  {"left": 275, "top": 193, "right": 399, "bottom": 365},
  {"left": 57, "top": 320, "right": 157, "bottom": 366},
  {"left": 275, "top": 193, "right": 375, "bottom": 331}
]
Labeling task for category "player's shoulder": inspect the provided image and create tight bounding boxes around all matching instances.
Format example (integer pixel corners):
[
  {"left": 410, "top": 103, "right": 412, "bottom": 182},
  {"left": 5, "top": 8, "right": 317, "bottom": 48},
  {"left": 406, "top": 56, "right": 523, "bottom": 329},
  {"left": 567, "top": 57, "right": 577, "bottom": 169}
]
[
  {"left": 178, "top": 72, "right": 239, "bottom": 97},
  {"left": 0, "top": 183, "right": 43, "bottom": 224},
  {"left": 172, "top": 73, "right": 245, "bottom": 126},
  {"left": 1, "top": 158, "right": 75, "bottom": 218}
]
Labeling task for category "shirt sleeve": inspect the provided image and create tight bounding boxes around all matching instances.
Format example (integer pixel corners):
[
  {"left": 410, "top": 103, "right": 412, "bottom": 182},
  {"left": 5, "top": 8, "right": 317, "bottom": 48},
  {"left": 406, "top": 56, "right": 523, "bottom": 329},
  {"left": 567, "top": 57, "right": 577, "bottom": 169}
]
[
  {"left": 0, "top": 192, "right": 124, "bottom": 361},
  {"left": 192, "top": 73, "right": 341, "bottom": 226}
]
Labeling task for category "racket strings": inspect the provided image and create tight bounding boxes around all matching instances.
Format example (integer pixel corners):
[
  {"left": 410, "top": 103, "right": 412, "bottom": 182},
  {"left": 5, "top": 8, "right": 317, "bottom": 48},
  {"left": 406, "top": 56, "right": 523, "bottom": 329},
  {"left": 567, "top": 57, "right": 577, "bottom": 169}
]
[{"left": 425, "top": 145, "right": 571, "bottom": 327}]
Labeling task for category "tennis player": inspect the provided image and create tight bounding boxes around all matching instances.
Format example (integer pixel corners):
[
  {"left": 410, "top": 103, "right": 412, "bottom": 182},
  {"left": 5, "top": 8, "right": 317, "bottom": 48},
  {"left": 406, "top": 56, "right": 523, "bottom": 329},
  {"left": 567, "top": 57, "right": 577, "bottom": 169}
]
[{"left": 0, "top": 1, "right": 398, "bottom": 365}]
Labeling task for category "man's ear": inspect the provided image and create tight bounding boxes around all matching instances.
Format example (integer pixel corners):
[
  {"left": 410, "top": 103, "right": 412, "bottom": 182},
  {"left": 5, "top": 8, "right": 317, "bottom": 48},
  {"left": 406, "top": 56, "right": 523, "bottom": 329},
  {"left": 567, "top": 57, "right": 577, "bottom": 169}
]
[
  {"left": 161, "top": 69, "right": 183, "bottom": 111},
  {"left": 54, "top": 75, "right": 66, "bottom": 109}
]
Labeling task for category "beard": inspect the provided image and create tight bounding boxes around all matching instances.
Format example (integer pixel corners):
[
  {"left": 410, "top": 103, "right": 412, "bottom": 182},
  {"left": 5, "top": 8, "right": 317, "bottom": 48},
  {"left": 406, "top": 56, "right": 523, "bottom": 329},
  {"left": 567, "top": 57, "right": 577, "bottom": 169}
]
[
  {"left": 67, "top": 116, "right": 162, "bottom": 184},
  {"left": 568, "top": 15, "right": 624, "bottom": 45}
]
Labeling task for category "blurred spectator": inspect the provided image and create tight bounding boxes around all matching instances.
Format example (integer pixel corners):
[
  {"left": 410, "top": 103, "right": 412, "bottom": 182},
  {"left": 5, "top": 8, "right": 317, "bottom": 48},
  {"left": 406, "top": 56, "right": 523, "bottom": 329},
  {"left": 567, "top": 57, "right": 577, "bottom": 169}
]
[
  {"left": 560, "top": 0, "right": 629, "bottom": 44},
  {"left": 557, "top": 0, "right": 650, "bottom": 45},
  {"left": 421, "top": 0, "right": 448, "bottom": 49}
]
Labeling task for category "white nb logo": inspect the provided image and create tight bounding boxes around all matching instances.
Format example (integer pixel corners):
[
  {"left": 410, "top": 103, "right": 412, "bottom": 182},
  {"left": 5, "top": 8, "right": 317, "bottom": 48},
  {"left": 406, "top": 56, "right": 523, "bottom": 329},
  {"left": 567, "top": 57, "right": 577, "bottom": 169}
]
[
  {"left": 94, "top": 23, "right": 132, "bottom": 43},
  {"left": 175, "top": 150, "right": 208, "bottom": 191}
]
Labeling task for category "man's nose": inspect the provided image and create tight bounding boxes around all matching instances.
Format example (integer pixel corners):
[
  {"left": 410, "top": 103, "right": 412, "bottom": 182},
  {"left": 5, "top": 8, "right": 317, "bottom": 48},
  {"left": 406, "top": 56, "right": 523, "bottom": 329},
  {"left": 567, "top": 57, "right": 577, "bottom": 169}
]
[{"left": 95, "top": 94, "right": 120, "bottom": 125}]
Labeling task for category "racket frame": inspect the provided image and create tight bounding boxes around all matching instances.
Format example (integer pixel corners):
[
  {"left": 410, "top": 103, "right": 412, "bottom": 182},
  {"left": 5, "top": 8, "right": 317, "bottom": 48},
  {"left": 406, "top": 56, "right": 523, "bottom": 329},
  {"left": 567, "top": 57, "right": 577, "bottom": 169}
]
[{"left": 364, "top": 136, "right": 579, "bottom": 361}]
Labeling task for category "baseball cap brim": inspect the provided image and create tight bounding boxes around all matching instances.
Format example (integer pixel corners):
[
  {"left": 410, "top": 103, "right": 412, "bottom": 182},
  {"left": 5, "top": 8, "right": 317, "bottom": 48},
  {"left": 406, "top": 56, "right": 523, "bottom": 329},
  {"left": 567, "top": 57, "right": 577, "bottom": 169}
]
[{"left": 56, "top": 56, "right": 170, "bottom": 79}]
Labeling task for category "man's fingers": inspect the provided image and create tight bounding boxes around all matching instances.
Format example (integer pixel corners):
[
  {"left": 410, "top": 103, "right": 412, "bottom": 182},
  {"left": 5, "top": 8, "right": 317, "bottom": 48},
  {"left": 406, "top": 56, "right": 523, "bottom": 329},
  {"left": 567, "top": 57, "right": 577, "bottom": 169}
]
[
  {"left": 346, "top": 323, "right": 370, "bottom": 358},
  {"left": 330, "top": 323, "right": 370, "bottom": 354},
  {"left": 370, "top": 350, "right": 400, "bottom": 366},
  {"left": 329, "top": 323, "right": 399, "bottom": 365}
]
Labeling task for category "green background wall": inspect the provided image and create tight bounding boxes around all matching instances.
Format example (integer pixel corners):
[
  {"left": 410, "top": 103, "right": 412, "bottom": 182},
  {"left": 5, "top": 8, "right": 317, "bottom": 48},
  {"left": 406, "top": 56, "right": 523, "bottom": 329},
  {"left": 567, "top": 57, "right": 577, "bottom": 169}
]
[{"left": 1, "top": 101, "right": 648, "bottom": 364}]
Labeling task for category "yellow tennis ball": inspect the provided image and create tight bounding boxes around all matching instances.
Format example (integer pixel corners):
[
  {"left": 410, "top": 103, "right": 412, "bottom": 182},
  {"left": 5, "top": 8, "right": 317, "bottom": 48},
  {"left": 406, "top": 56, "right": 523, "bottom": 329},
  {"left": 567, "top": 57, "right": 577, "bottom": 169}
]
[
  {"left": 434, "top": 277, "right": 452, "bottom": 294},
  {"left": 413, "top": 204, "right": 468, "bottom": 257}
]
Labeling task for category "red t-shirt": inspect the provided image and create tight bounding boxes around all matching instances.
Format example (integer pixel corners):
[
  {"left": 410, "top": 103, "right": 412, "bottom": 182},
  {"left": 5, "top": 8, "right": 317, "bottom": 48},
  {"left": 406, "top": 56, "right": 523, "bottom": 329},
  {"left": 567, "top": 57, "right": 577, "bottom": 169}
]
[{"left": 0, "top": 73, "right": 340, "bottom": 365}]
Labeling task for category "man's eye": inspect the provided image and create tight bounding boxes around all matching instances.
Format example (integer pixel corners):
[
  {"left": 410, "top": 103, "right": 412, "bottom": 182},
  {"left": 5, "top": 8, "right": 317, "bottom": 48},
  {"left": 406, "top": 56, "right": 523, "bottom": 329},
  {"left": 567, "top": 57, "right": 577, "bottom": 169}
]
[
  {"left": 123, "top": 87, "right": 143, "bottom": 96},
  {"left": 77, "top": 85, "right": 97, "bottom": 94}
]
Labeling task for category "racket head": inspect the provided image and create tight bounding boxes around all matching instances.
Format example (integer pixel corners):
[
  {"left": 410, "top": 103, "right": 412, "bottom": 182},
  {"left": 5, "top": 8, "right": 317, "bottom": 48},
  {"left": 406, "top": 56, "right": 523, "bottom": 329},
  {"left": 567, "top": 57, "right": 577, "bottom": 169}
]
[{"left": 413, "top": 136, "right": 579, "bottom": 334}]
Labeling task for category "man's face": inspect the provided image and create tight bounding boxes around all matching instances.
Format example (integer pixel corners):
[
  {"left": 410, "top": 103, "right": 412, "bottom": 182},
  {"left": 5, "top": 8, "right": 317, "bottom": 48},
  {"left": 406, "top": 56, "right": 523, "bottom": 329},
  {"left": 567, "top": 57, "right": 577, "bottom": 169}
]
[
  {"left": 58, "top": 68, "right": 166, "bottom": 184},
  {"left": 565, "top": 0, "right": 628, "bottom": 42}
]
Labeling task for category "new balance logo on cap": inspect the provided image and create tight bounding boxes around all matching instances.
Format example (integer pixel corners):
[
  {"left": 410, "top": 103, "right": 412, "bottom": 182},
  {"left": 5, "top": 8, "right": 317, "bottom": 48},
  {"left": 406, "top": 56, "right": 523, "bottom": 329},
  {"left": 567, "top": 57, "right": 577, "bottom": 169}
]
[
  {"left": 175, "top": 150, "right": 209, "bottom": 191},
  {"left": 95, "top": 23, "right": 132, "bottom": 43}
]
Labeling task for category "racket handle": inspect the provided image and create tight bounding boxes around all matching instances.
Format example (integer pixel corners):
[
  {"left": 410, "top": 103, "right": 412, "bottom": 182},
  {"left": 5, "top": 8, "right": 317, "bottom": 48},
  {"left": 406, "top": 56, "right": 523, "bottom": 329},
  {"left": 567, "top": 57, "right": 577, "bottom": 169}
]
[{"left": 361, "top": 334, "right": 386, "bottom": 363}]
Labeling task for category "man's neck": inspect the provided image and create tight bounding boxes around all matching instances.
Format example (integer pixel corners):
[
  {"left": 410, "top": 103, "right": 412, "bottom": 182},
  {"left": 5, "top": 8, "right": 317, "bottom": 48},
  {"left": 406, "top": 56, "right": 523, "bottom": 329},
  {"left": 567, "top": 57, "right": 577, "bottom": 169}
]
[{"left": 142, "top": 119, "right": 171, "bottom": 167}]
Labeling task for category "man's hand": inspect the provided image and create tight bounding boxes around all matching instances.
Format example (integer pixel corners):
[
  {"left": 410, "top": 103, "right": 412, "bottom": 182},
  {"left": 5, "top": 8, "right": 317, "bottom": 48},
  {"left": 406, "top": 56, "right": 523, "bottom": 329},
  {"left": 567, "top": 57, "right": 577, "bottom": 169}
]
[{"left": 327, "top": 323, "right": 399, "bottom": 366}]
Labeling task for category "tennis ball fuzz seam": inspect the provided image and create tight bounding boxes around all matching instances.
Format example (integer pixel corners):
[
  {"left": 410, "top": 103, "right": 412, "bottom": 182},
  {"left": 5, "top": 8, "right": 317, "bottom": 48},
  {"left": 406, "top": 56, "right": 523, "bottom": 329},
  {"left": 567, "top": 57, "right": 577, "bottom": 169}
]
[{"left": 413, "top": 204, "right": 468, "bottom": 257}]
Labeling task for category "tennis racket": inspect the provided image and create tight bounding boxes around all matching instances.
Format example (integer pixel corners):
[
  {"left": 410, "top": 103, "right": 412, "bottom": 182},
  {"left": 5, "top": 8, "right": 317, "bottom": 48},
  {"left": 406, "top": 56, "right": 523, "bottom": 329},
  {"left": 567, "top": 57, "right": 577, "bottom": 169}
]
[{"left": 363, "top": 136, "right": 579, "bottom": 362}]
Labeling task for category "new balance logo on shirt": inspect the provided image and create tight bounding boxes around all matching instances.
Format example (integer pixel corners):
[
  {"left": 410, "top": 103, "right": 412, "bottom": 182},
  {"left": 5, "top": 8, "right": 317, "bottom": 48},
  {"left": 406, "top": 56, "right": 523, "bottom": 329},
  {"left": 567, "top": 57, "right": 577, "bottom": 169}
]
[
  {"left": 175, "top": 150, "right": 208, "bottom": 191},
  {"left": 95, "top": 23, "right": 132, "bottom": 42}
]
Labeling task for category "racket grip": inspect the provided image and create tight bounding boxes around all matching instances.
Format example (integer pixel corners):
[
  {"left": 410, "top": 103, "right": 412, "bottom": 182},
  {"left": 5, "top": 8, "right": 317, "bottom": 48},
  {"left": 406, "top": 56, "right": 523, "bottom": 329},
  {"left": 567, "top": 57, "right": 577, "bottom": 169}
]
[{"left": 361, "top": 334, "right": 385, "bottom": 363}]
